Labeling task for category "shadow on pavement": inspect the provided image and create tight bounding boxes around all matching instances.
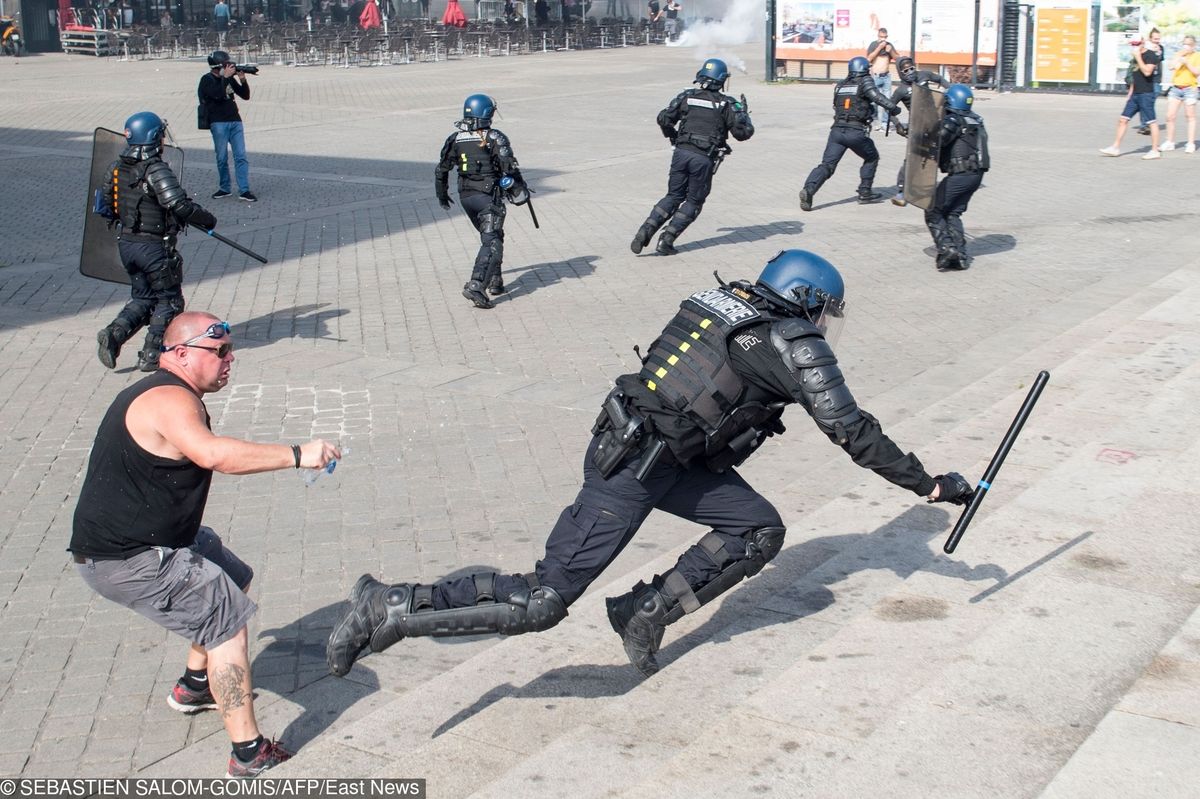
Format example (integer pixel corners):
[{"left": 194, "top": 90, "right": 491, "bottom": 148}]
[
  {"left": 231, "top": 303, "right": 351, "bottom": 350},
  {"left": 673, "top": 220, "right": 805, "bottom": 254}
]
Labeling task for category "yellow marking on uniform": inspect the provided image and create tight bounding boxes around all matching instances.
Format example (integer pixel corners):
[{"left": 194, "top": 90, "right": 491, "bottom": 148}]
[
  {"left": 646, "top": 380, "right": 657, "bottom": 390},
  {"left": 655, "top": 367, "right": 668, "bottom": 378},
  {"left": 679, "top": 342, "right": 691, "bottom": 352},
  {"left": 667, "top": 354, "right": 679, "bottom": 365},
  {"left": 700, "top": 319, "right": 712, "bottom": 329},
  {"left": 691, "top": 331, "right": 701, "bottom": 340}
]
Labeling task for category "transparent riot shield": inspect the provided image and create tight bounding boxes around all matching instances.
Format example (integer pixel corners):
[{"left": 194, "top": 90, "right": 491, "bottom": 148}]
[
  {"left": 903, "top": 84, "right": 946, "bottom": 211},
  {"left": 80, "top": 128, "right": 184, "bottom": 284}
]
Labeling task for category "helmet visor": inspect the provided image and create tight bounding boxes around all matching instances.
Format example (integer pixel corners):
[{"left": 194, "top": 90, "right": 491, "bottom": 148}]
[{"left": 811, "top": 297, "right": 845, "bottom": 348}]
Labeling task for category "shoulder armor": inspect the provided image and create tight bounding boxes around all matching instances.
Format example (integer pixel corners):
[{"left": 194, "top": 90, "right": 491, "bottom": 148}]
[{"left": 145, "top": 159, "right": 186, "bottom": 210}]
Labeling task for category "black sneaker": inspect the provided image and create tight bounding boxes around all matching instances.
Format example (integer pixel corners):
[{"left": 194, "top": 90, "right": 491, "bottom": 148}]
[
  {"left": 857, "top": 190, "right": 883, "bottom": 204},
  {"left": 96, "top": 327, "right": 121, "bottom": 369},
  {"left": 239, "top": 191, "right": 258, "bottom": 203},
  {"left": 167, "top": 680, "right": 219, "bottom": 713},
  {"left": 462, "top": 280, "right": 494, "bottom": 309},
  {"left": 212, "top": 189, "right": 232, "bottom": 199},
  {"left": 799, "top": 189, "right": 814, "bottom": 212},
  {"left": 225, "top": 739, "right": 293, "bottom": 778}
]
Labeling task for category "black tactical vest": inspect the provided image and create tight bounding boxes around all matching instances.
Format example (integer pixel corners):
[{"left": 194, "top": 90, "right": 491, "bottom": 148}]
[
  {"left": 451, "top": 130, "right": 501, "bottom": 193},
  {"left": 111, "top": 158, "right": 171, "bottom": 236},
  {"left": 832, "top": 77, "right": 873, "bottom": 126},
  {"left": 675, "top": 89, "right": 729, "bottom": 154},
  {"left": 942, "top": 112, "right": 990, "bottom": 174}
]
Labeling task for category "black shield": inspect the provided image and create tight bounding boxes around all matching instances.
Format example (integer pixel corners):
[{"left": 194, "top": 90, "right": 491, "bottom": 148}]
[
  {"left": 904, "top": 84, "right": 945, "bottom": 211},
  {"left": 80, "top": 128, "right": 184, "bottom": 284}
]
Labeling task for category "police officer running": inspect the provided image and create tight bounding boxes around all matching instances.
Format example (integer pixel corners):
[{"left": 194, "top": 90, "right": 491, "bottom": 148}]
[
  {"left": 799, "top": 56, "right": 904, "bottom": 211},
  {"left": 97, "top": 112, "right": 217, "bottom": 372},
  {"left": 326, "top": 249, "right": 972, "bottom": 679},
  {"left": 435, "top": 94, "right": 528, "bottom": 310},
  {"left": 888, "top": 56, "right": 948, "bottom": 207},
  {"left": 631, "top": 58, "right": 754, "bottom": 256},
  {"left": 925, "top": 84, "right": 989, "bottom": 271}
]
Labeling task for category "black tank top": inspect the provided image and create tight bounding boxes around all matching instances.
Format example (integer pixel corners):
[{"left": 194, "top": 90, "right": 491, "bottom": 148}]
[{"left": 70, "top": 370, "right": 213, "bottom": 559}]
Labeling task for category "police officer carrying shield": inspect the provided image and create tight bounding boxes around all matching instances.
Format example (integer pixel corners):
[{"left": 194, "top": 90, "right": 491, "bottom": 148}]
[
  {"left": 435, "top": 94, "right": 527, "bottom": 310},
  {"left": 326, "top": 249, "right": 973, "bottom": 679},
  {"left": 799, "top": 56, "right": 904, "bottom": 211},
  {"left": 888, "top": 56, "right": 948, "bottom": 207},
  {"left": 925, "top": 84, "right": 989, "bottom": 271},
  {"left": 97, "top": 112, "right": 217, "bottom": 372},
  {"left": 631, "top": 58, "right": 754, "bottom": 257}
]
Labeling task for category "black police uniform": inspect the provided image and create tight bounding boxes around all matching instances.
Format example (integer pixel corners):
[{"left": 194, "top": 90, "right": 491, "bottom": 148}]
[
  {"left": 801, "top": 74, "right": 903, "bottom": 206},
  {"left": 326, "top": 282, "right": 955, "bottom": 679},
  {"left": 925, "top": 107, "right": 989, "bottom": 270},
  {"left": 99, "top": 150, "right": 216, "bottom": 371},
  {"left": 632, "top": 87, "right": 753, "bottom": 255},
  {"left": 889, "top": 70, "right": 948, "bottom": 196},
  {"left": 435, "top": 126, "right": 524, "bottom": 305}
]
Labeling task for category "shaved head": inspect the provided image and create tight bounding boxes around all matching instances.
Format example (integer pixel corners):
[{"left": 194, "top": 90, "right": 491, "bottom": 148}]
[{"left": 164, "top": 311, "right": 222, "bottom": 349}]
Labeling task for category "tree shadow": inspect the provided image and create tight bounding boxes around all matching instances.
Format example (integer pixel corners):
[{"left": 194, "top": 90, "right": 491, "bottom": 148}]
[
  {"left": 494, "top": 255, "right": 598, "bottom": 303},
  {"left": 671, "top": 221, "right": 805, "bottom": 254},
  {"left": 231, "top": 303, "right": 352, "bottom": 350},
  {"left": 430, "top": 503, "right": 1008, "bottom": 736}
]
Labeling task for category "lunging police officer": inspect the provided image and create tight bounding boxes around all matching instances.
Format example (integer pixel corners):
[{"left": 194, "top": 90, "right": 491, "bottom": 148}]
[
  {"left": 326, "top": 249, "right": 972, "bottom": 679},
  {"left": 97, "top": 112, "right": 217, "bottom": 372},
  {"left": 435, "top": 94, "right": 528, "bottom": 309},
  {"left": 888, "top": 56, "right": 948, "bottom": 207},
  {"left": 631, "top": 58, "right": 754, "bottom": 256},
  {"left": 800, "top": 56, "right": 904, "bottom": 211},
  {"left": 926, "top": 84, "right": 989, "bottom": 271}
]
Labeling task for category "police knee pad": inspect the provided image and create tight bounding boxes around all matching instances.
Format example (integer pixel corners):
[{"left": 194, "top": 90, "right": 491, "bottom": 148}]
[
  {"left": 741, "top": 525, "right": 785, "bottom": 577},
  {"left": 502, "top": 584, "right": 568, "bottom": 633}
]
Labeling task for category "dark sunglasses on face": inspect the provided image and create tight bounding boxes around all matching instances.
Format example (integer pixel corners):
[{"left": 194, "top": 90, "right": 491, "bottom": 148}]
[{"left": 182, "top": 342, "right": 234, "bottom": 358}]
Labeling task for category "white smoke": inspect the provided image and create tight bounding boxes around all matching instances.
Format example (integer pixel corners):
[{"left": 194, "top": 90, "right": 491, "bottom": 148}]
[{"left": 668, "top": 0, "right": 763, "bottom": 73}]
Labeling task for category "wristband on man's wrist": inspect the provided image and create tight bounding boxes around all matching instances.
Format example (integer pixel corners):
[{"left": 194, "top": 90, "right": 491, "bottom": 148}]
[{"left": 291, "top": 445, "right": 302, "bottom": 469}]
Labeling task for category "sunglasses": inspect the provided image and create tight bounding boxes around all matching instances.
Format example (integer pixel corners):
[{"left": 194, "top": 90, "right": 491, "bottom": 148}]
[{"left": 163, "top": 321, "right": 233, "bottom": 358}]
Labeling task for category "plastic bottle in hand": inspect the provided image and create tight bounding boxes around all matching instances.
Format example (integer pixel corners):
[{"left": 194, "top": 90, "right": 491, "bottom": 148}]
[{"left": 303, "top": 447, "right": 349, "bottom": 486}]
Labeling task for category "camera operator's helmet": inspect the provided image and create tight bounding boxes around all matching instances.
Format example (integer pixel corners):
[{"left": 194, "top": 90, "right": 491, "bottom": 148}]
[
  {"left": 897, "top": 56, "right": 917, "bottom": 83},
  {"left": 946, "top": 83, "right": 974, "bottom": 111},
  {"left": 694, "top": 58, "right": 730, "bottom": 90},
  {"left": 848, "top": 56, "right": 870, "bottom": 78},
  {"left": 462, "top": 94, "right": 497, "bottom": 130},
  {"left": 124, "top": 111, "right": 167, "bottom": 146},
  {"left": 754, "top": 250, "right": 847, "bottom": 345},
  {"left": 208, "top": 49, "right": 231, "bottom": 67}
]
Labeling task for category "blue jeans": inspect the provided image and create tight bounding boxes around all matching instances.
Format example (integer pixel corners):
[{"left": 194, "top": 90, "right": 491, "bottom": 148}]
[
  {"left": 210, "top": 121, "right": 250, "bottom": 194},
  {"left": 874, "top": 73, "right": 892, "bottom": 124}
]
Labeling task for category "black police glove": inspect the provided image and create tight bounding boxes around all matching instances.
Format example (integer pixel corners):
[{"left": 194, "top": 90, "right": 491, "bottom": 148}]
[
  {"left": 437, "top": 194, "right": 453, "bottom": 210},
  {"left": 928, "top": 472, "right": 973, "bottom": 506},
  {"left": 894, "top": 121, "right": 908, "bottom": 137},
  {"left": 187, "top": 207, "right": 218, "bottom": 232}
]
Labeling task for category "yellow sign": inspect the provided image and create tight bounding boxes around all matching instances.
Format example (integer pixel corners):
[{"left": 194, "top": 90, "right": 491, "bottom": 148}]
[{"left": 1034, "top": 7, "right": 1091, "bottom": 83}]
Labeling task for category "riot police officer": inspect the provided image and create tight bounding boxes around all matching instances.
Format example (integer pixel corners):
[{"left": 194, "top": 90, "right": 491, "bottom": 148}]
[
  {"left": 631, "top": 58, "right": 754, "bottom": 256},
  {"left": 435, "top": 94, "right": 527, "bottom": 310},
  {"left": 888, "top": 56, "right": 948, "bottom": 207},
  {"left": 326, "top": 249, "right": 972, "bottom": 679},
  {"left": 926, "top": 84, "right": 989, "bottom": 271},
  {"left": 97, "top": 112, "right": 217, "bottom": 372},
  {"left": 800, "top": 56, "right": 904, "bottom": 211}
]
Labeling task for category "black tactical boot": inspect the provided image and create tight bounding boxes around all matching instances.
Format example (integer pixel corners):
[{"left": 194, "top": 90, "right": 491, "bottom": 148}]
[
  {"left": 96, "top": 324, "right": 125, "bottom": 369},
  {"left": 486, "top": 274, "right": 505, "bottom": 296},
  {"left": 606, "top": 582, "right": 672, "bottom": 677},
  {"left": 630, "top": 224, "right": 655, "bottom": 255},
  {"left": 462, "top": 280, "right": 494, "bottom": 309},
  {"left": 857, "top": 189, "right": 883, "bottom": 204},
  {"left": 799, "top": 188, "right": 814, "bottom": 212},
  {"left": 936, "top": 249, "right": 967, "bottom": 271},
  {"left": 655, "top": 233, "right": 678, "bottom": 256},
  {"left": 327, "top": 575, "right": 394, "bottom": 677},
  {"left": 136, "top": 350, "right": 160, "bottom": 372}
]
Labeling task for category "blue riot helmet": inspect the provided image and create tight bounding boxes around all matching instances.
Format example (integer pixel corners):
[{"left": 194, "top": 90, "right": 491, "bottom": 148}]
[
  {"left": 462, "top": 94, "right": 497, "bottom": 130},
  {"left": 123, "top": 111, "right": 167, "bottom": 157},
  {"left": 695, "top": 58, "right": 731, "bottom": 90},
  {"left": 946, "top": 83, "right": 974, "bottom": 111},
  {"left": 848, "top": 56, "right": 870, "bottom": 78},
  {"left": 754, "top": 250, "right": 847, "bottom": 345}
]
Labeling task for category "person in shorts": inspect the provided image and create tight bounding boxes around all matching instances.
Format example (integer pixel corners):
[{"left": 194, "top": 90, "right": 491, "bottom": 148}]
[
  {"left": 1100, "top": 30, "right": 1163, "bottom": 159},
  {"left": 1161, "top": 35, "right": 1200, "bottom": 152},
  {"left": 70, "top": 311, "right": 340, "bottom": 778}
]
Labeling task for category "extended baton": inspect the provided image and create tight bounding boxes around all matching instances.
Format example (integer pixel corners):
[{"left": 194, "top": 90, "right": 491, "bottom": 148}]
[
  {"left": 191, "top": 223, "right": 268, "bottom": 264},
  {"left": 525, "top": 197, "right": 540, "bottom": 229},
  {"left": 944, "top": 370, "right": 1050, "bottom": 554}
]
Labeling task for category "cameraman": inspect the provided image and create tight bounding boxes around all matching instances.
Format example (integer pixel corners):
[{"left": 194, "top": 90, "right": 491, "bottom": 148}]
[{"left": 199, "top": 51, "right": 257, "bottom": 202}]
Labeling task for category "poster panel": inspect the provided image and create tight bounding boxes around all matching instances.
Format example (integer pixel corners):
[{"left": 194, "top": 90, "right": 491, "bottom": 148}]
[{"left": 1033, "top": 6, "right": 1091, "bottom": 82}]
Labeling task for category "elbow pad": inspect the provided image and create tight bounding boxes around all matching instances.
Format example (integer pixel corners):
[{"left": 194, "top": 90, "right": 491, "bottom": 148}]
[{"left": 772, "top": 321, "right": 864, "bottom": 437}]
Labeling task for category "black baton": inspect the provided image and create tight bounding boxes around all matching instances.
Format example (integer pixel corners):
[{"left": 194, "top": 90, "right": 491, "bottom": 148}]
[
  {"left": 525, "top": 198, "right": 540, "bottom": 229},
  {"left": 191, "top": 223, "right": 268, "bottom": 264},
  {"left": 944, "top": 370, "right": 1050, "bottom": 554}
]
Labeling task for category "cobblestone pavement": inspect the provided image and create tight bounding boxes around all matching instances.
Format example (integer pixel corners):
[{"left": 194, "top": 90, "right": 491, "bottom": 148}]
[{"left": 0, "top": 42, "right": 1194, "bottom": 778}]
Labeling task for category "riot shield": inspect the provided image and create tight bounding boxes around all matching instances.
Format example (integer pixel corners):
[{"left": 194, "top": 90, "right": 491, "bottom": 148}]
[
  {"left": 903, "top": 84, "right": 945, "bottom": 211},
  {"left": 80, "top": 128, "right": 184, "bottom": 284}
]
